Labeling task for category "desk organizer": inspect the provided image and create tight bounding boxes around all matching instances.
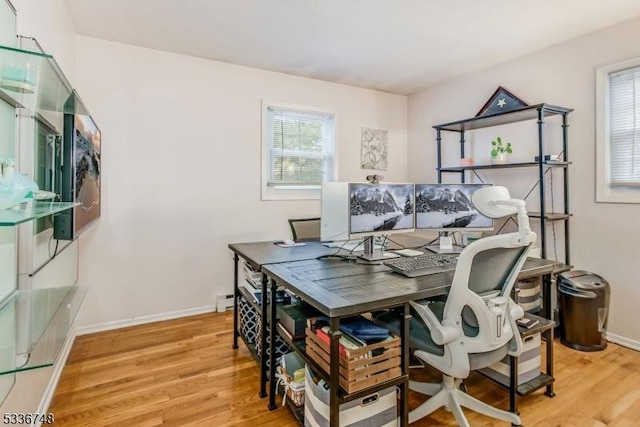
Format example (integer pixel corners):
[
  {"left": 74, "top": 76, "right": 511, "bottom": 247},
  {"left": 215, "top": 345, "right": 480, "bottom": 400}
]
[
  {"left": 479, "top": 332, "right": 541, "bottom": 387},
  {"left": 304, "top": 327, "right": 401, "bottom": 394}
]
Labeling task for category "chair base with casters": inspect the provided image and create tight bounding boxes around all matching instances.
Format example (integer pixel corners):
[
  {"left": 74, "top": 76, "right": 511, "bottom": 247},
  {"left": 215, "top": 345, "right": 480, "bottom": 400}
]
[
  {"left": 409, "top": 375, "right": 521, "bottom": 426},
  {"left": 376, "top": 303, "right": 523, "bottom": 426}
]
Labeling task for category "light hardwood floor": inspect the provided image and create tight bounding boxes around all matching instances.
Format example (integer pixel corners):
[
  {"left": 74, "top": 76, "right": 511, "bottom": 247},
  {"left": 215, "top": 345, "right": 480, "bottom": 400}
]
[{"left": 49, "top": 312, "right": 640, "bottom": 426}]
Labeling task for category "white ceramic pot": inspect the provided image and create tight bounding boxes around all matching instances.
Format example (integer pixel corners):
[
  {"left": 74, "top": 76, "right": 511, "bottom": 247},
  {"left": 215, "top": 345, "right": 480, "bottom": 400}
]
[{"left": 492, "top": 152, "right": 507, "bottom": 164}]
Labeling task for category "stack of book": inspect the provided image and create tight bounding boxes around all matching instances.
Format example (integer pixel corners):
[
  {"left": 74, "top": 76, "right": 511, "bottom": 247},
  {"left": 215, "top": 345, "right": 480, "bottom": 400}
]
[
  {"left": 309, "top": 316, "right": 393, "bottom": 357},
  {"left": 242, "top": 261, "right": 291, "bottom": 305}
]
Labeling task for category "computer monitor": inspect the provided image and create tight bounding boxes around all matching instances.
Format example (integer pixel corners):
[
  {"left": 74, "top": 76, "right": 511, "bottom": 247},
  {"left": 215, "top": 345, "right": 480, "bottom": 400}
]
[
  {"left": 349, "top": 183, "right": 415, "bottom": 235},
  {"left": 415, "top": 183, "right": 493, "bottom": 253},
  {"left": 321, "top": 182, "right": 415, "bottom": 261}
]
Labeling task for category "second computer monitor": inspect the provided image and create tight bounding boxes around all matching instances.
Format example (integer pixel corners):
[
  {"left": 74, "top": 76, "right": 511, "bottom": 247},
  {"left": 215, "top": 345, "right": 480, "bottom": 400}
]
[
  {"left": 415, "top": 183, "right": 494, "bottom": 231},
  {"left": 349, "top": 183, "right": 415, "bottom": 236}
]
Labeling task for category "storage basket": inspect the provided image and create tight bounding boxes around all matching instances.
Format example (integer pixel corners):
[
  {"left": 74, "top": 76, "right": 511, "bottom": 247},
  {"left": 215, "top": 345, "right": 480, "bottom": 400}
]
[
  {"left": 304, "top": 365, "right": 398, "bottom": 427},
  {"left": 276, "top": 365, "right": 305, "bottom": 407},
  {"left": 515, "top": 278, "right": 542, "bottom": 313},
  {"left": 256, "top": 317, "right": 291, "bottom": 370},
  {"left": 238, "top": 295, "right": 257, "bottom": 344},
  {"left": 479, "top": 332, "right": 541, "bottom": 387}
]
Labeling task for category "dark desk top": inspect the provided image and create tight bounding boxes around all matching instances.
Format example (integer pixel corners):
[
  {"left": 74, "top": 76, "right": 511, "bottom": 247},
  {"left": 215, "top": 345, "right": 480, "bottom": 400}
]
[
  {"left": 228, "top": 234, "right": 433, "bottom": 270},
  {"left": 228, "top": 240, "right": 337, "bottom": 270},
  {"left": 262, "top": 257, "right": 565, "bottom": 318}
]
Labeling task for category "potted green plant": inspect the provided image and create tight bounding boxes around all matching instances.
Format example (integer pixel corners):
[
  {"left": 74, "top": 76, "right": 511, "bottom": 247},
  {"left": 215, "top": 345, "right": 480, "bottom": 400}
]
[{"left": 491, "top": 137, "right": 512, "bottom": 164}]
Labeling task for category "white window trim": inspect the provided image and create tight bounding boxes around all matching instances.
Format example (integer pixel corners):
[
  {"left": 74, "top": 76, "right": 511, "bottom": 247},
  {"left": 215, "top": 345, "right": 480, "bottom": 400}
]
[
  {"left": 596, "top": 57, "right": 640, "bottom": 203},
  {"left": 261, "top": 100, "right": 337, "bottom": 201}
]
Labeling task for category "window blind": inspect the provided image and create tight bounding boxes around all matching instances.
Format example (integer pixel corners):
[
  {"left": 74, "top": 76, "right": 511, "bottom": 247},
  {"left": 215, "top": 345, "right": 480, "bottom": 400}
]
[
  {"left": 265, "top": 106, "right": 334, "bottom": 189},
  {"left": 609, "top": 66, "right": 640, "bottom": 186}
]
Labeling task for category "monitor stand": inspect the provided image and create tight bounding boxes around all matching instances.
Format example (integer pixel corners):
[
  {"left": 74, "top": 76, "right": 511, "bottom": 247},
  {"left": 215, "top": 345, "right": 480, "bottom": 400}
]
[
  {"left": 426, "top": 244, "right": 465, "bottom": 254},
  {"left": 426, "top": 232, "right": 464, "bottom": 254},
  {"left": 357, "top": 236, "right": 400, "bottom": 262}
]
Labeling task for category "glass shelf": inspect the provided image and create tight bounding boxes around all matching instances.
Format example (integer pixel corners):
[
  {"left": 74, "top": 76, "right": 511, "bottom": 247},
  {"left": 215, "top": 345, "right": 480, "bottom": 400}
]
[
  {"left": 0, "top": 42, "right": 73, "bottom": 113},
  {"left": 0, "top": 286, "right": 87, "bottom": 375},
  {"left": 0, "top": 201, "right": 77, "bottom": 226}
]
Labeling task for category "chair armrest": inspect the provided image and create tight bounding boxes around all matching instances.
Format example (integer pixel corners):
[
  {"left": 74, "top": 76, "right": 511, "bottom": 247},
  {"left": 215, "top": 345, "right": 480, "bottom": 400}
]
[
  {"left": 510, "top": 301, "right": 524, "bottom": 321},
  {"left": 410, "top": 300, "right": 461, "bottom": 345},
  {"left": 506, "top": 301, "right": 525, "bottom": 357}
]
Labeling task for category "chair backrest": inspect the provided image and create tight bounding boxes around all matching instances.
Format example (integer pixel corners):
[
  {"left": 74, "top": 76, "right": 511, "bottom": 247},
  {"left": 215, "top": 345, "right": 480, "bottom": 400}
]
[
  {"left": 435, "top": 230, "right": 536, "bottom": 377},
  {"left": 288, "top": 217, "right": 321, "bottom": 241}
]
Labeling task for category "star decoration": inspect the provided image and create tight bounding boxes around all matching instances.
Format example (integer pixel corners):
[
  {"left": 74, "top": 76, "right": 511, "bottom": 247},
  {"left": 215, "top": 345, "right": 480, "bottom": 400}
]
[{"left": 475, "top": 86, "right": 528, "bottom": 117}]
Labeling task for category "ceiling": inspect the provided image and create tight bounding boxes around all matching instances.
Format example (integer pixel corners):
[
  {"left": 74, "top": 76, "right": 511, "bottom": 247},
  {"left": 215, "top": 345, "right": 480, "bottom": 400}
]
[{"left": 64, "top": 0, "right": 640, "bottom": 95}]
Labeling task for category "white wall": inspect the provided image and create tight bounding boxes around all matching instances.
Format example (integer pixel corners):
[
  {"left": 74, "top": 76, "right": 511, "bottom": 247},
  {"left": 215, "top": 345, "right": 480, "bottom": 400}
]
[
  {"left": 408, "top": 16, "right": 640, "bottom": 346},
  {"left": 13, "top": 0, "right": 76, "bottom": 82},
  {"left": 72, "top": 36, "right": 408, "bottom": 329}
]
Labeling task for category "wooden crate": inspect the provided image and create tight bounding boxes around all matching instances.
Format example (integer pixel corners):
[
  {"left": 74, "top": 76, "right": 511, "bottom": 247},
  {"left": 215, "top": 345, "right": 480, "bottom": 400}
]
[{"left": 305, "top": 327, "right": 401, "bottom": 394}]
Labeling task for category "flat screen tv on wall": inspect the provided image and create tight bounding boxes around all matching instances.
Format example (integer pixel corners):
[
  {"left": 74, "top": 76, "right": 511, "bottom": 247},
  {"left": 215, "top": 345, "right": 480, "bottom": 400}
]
[{"left": 54, "top": 94, "right": 101, "bottom": 240}]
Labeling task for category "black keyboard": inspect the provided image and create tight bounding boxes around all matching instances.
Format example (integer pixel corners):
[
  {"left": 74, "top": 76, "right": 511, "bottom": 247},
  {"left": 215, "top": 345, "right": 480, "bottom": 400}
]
[{"left": 383, "top": 253, "right": 458, "bottom": 278}]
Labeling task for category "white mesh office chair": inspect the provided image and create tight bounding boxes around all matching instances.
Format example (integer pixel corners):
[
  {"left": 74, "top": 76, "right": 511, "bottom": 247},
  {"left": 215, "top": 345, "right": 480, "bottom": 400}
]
[{"left": 377, "top": 186, "right": 536, "bottom": 426}]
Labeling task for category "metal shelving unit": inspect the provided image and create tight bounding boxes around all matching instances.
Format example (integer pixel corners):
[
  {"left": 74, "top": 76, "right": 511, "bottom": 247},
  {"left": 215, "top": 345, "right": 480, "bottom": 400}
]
[{"left": 433, "top": 103, "right": 573, "bottom": 265}]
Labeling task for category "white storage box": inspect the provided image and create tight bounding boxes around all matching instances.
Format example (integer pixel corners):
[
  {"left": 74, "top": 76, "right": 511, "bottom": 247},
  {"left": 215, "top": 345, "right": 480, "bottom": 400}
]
[
  {"left": 304, "top": 365, "right": 398, "bottom": 427},
  {"left": 479, "top": 332, "right": 541, "bottom": 387}
]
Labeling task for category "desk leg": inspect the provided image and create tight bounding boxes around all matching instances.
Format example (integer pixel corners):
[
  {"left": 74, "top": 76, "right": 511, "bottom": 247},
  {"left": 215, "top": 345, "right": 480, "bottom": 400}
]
[
  {"left": 400, "top": 303, "right": 411, "bottom": 427},
  {"left": 232, "top": 254, "right": 239, "bottom": 350},
  {"left": 545, "top": 327, "right": 556, "bottom": 398},
  {"left": 543, "top": 273, "right": 553, "bottom": 321},
  {"left": 509, "top": 355, "right": 519, "bottom": 414},
  {"left": 268, "top": 277, "right": 278, "bottom": 410},
  {"left": 259, "top": 273, "right": 268, "bottom": 399},
  {"left": 329, "top": 317, "right": 342, "bottom": 427}
]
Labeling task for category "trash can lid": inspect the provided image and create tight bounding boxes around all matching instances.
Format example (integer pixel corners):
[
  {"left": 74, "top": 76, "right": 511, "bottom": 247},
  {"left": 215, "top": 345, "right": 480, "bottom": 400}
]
[{"left": 559, "top": 270, "right": 609, "bottom": 290}]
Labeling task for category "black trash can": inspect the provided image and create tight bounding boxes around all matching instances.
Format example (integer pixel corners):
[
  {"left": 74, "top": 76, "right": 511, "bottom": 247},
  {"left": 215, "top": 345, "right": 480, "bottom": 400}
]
[{"left": 558, "top": 270, "right": 610, "bottom": 351}]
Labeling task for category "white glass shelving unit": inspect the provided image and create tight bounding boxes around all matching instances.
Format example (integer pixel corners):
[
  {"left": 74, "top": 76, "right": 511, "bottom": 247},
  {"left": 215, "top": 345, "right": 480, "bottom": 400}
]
[{"left": 0, "top": 3, "right": 88, "bottom": 407}]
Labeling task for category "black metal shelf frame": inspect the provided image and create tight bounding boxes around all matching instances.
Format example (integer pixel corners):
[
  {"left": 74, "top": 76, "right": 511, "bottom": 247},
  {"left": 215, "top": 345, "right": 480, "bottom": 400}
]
[{"left": 433, "top": 103, "right": 573, "bottom": 265}]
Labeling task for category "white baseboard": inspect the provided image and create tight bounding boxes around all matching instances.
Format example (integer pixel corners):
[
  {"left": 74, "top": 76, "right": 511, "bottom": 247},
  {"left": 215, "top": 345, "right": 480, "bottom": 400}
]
[
  {"left": 75, "top": 305, "right": 216, "bottom": 336},
  {"left": 35, "top": 329, "right": 77, "bottom": 426},
  {"left": 606, "top": 332, "right": 640, "bottom": 352}
]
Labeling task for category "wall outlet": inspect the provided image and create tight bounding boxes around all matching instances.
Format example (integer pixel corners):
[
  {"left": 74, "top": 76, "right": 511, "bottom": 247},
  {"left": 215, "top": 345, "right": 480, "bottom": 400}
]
[{"left": 216, "top": 294, "right": 234, "bottom": 312}]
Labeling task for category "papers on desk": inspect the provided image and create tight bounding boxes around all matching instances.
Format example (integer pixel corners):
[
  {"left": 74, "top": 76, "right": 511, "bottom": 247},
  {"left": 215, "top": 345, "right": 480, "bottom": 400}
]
[{"left": 274, "top": 241, "right": 307, "bottom": 248}]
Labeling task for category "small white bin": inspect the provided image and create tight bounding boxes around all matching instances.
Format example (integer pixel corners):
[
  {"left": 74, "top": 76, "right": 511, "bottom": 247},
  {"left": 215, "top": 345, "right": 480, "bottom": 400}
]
[{"left": 479, "top": 333, "right": 541, "bottom": 387}]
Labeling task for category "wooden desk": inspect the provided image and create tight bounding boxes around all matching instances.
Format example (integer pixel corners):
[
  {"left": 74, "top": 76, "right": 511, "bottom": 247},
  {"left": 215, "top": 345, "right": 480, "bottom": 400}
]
[{"left": 261, "top": 256, "right": 564, "bottom": 426}]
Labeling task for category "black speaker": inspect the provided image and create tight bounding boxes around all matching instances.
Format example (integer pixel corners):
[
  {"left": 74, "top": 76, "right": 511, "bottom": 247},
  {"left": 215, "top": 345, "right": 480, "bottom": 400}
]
[{"left": 53, "top": 211, "right": 73, "bottom": 240}]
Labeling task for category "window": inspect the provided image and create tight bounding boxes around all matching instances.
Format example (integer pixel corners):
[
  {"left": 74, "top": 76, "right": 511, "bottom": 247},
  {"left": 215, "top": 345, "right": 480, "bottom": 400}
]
[
  {"left": 261, "top": 102, "right": 336, "bottom": 200},
  {"left": 596, "top": 58, "right": 640, "bottom": 203}
]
